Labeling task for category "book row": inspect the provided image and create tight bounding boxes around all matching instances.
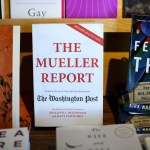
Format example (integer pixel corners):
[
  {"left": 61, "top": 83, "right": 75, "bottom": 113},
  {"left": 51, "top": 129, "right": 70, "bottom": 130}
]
[
  {"left": 1, "top": 15, "right": 150, "bottom": 128},
  {"left": 1, "top": 124, "right": 149, "bottom": 150},
  {"left": 1, "top": 0, "right": 150, "bottom": 19}
]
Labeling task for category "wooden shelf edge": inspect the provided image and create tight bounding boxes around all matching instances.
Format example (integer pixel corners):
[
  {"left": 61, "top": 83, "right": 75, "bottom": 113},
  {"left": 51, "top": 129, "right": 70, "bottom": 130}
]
[{"left": 0, "top": 18, "right": 132, "bottom": 32}]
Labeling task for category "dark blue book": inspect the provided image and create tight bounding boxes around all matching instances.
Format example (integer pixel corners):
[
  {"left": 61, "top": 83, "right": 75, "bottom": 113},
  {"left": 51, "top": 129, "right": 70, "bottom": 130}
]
[{"left": 126, "top": 15, "right": 150, "bottom": 104}]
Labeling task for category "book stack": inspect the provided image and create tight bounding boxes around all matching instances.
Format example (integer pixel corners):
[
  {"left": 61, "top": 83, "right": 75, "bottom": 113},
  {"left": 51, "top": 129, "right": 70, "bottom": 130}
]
[{"left": 118, "top": 15, "right": 150, "bottom": 136}]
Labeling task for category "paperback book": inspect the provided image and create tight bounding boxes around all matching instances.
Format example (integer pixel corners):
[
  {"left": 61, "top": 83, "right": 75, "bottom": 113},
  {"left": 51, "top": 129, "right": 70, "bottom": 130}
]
[
  {"left": 10, "top": 0, "right": 65, "bottom": 18},
  {"left": 0, "top": 127, "right": 30, "bottom": 150},
  {"left": 0, "top": 0, "right": 4, "bottom": 18},
  {"left": 32, "top": 23, "right": 103, "bottom": 127},
  {"left": 118, "top": 93, "right": 150, "bottom": 134},
  {"left": 0, "top": 0, "right": 1, "bottom": 18},
  {"left": 126, "top": 15, "right": 150, "bottom": 104},
  {"left": 66, "top": 0, "right": 118, "bottom": 18},
  {"left": 56, "top": 124, "right": 142, "bottom": 150},
  {"left": 124, "top": 0, "right": 150, "bottom": 18},
  {"left": 0, "top": 25, "right": 20, "bottom": 128}
]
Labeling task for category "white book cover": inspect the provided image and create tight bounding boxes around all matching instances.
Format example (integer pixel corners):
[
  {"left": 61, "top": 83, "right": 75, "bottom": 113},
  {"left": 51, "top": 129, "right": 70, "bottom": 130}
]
[
  {"left": 0, "top": 127, "right": 30, "bottom": 150},
  {"left": 0, "top": 0, "right": 4, "bottom": 18},
  {"left": 56, "top": 124, "right": 143, "bottom": 150},
  {"left": 10, "top": 0, "right": 65, "bottom": 19},
  {"left": 145, "top": 137, "right": 150, "bottom": 150},
  {"left": 0, "top": 25, "right": 20, "bottom": 128},
  {"left": 32, "top": 23, "right": 103, "bottom": 127}
]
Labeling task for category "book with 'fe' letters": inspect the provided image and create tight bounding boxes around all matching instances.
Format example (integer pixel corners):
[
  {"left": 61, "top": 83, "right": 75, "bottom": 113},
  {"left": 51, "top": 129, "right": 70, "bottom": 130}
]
[
  {"left": 32, "top": 23, "right": 103, "bottom": 127},
  {"left": 126, "top": 15, "right": 150, "bottom": 104}
]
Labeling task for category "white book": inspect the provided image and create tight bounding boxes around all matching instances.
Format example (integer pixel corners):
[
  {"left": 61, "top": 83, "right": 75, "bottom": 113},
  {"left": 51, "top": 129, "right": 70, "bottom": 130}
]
[
  {"left": 0, "top": 25, "right": 20, "bottom": 128},
  {"left": 145, "top": 137, "right": 150, "bottom": 150},
  {"left": 10, "top": 0, "right": 65, "bottom": 18},
  {"left": 56, "top": 124, "right": 143, "bottom": 150},
  {"left": 0, "top": 127, "right": 30, "bottom": 150},
  {"left": 0, "top": 0, "right": 4, "bottom": 18},
  {"left": 32, "top": 23, "right": 104, "bottom": 127}
]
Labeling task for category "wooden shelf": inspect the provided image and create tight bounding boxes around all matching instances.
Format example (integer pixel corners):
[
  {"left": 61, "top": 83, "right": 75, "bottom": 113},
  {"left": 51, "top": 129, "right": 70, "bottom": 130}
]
[{"left": 0, "top": 18, "right": 132, "bottom": 32}]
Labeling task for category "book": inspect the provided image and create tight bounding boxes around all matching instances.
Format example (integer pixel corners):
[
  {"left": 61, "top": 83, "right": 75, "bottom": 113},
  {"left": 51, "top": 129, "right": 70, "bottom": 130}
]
[
  {"left": 66, "top": 0, "right": 118, "bottom": 18},
  {"left": 145, "top": 137, "right": 150, "bottom": 150},
  {"left": 0, "top": 127, "right": 30, "bottom": 150},
  {"left": 0, "top": 0, "right": 4, "bottom": 18},
  {"left": 126, "top": 15, "right": 150, "bottom": 104},
  {"left": 0, "top": 25, "right": 20, "bottom": 128},
  {"left": 32, "top": 23, "right": 103, "bottom": 127},
  {"left": 124, "top": 102, "right": 150, "bottom": 115},
  {"left": 124, "top": 0, "right": 150, "bottom": 18},
  {"left": 10, "top": 0, "right": 65, "bottom": 19},
  {"left": 56, "top": 124, "right": 143, "bottom": 150}
]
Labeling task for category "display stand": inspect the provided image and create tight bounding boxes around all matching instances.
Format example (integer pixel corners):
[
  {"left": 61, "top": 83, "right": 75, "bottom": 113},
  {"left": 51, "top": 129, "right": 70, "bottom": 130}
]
[{"left": 0, "top": 0, "right": 132, "bottom": 149}]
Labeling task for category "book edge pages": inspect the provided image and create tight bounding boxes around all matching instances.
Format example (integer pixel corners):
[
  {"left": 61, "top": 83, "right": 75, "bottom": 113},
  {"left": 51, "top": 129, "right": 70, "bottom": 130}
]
[
  {"left": 12, "top": 26, "right": 20, "bottom": 128},
  {"left": 1, "top": 0, "right": 4, "bottom": 18}
]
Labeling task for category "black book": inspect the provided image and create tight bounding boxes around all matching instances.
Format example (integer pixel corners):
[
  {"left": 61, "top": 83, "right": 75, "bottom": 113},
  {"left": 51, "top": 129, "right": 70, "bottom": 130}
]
[{"left": 124, "top": 0, "right": 150, "bottom": 18}]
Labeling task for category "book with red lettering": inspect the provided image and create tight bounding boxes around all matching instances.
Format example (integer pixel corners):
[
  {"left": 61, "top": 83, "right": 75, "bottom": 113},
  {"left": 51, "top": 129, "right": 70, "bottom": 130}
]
[
  {"left": 10, "top": 0, "right": 65, "bottom": 19},
  {"left": 0, "top": 25, "right": 20, "bottom": 128},
  {"left": 32, "top": 23, "right": 104, "bottom": 127},
  {"left": 66, "top": 0, "right": 118, "bottom": 18}
]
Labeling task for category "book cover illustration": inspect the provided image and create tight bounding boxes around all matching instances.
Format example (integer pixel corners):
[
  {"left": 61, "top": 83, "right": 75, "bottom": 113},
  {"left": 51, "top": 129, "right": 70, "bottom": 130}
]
[
  {"left": 57, "top": 124, "right": 142, "bottom": 150},
  {"left": 124, "top": 0, "right": 150, "bottom": 18},
  {"left": 126, "top": 15, "right": 150, "bottom": 104},
  {"left": 32, "top": 23, "right": 103, "bottom": 127},
  {"left": 20, "top": 95, "right": 32, "bottom": 128},
  {"left": 66, "top": 0, "right": 117, "bottom": 18},
  {"left": 10, "top": 0, "right": 65, "bottom": 18},
  {"left": 0, "top": 25, "right": 20, "bottom": 128}
]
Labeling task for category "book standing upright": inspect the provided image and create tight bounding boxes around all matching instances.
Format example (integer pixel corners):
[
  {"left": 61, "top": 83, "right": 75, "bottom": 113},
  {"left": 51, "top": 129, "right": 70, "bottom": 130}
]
[
  {"left": 0, "top": 25, "right": 20, "bottom": 128},
  {"left": 10, "top": 0, "right": 65, "bottom": 18},
  {"left": 32, "top": 23, "right": 104, "bottom": 127},
  {"left": 126, "top": 15, "right": 150, "bottom": 104},
  {"left": 66, "top": 0, "right": 118, "bottom": 18}
]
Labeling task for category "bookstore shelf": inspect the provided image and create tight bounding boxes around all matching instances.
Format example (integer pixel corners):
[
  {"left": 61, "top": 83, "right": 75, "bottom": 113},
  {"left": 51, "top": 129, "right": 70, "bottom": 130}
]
[
  {"left": 1, "top": 0, "right": 135, "bottom": 149},
  {"left": 0, "top": 18, "right": 132, "bottom": 32}
]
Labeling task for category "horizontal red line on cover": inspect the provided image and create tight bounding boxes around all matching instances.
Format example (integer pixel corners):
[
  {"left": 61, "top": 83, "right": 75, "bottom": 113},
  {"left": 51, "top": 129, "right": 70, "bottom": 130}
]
[{"left": 67, "top": 24, "right": 103, "bottom": 46}]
